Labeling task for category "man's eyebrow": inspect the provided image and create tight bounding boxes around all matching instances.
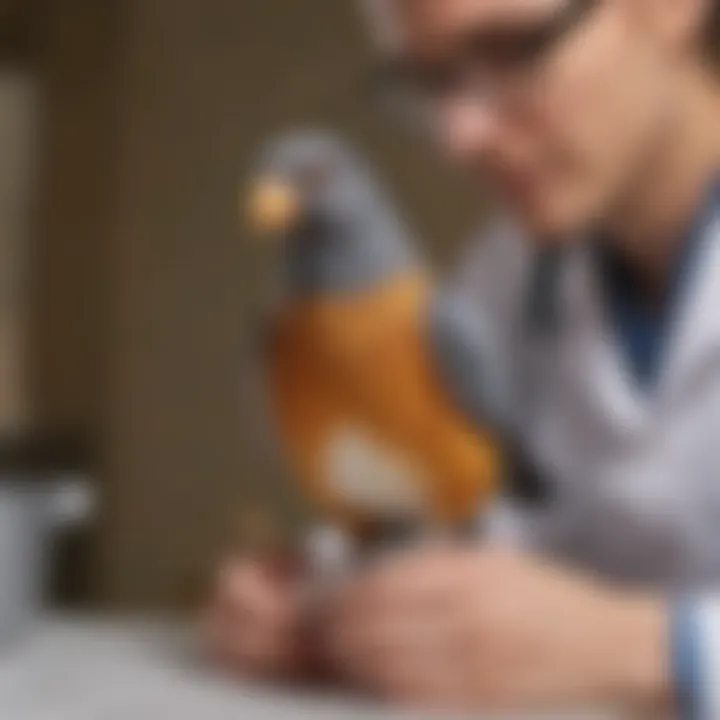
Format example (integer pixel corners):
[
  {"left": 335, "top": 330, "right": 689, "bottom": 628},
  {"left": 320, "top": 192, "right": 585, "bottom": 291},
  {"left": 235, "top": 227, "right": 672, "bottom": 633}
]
[
  {"left": 365, "top": 0, "right": 570, "bottom": 62},
  {"left": 419, "top": 0, "right": 566, "bottom": 38},
  {"left": 456, "top": 0, "right": 566, "bottom": 25},
  {"left": 383, "top": 11, "right": 568, "bottom": 67}
]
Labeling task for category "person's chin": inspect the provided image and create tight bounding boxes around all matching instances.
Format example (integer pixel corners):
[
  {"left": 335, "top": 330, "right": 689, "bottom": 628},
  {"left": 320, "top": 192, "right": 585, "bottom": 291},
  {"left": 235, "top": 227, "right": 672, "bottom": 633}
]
[{"left": 511, "top": 195, "right": 590, "bottom": 246}]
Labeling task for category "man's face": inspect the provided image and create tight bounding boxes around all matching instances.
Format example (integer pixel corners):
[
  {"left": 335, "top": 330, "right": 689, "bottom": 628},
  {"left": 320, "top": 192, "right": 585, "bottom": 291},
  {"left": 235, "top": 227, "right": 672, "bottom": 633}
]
[{"left": 369, "top": 0, "right": 683, "bottom": 240}]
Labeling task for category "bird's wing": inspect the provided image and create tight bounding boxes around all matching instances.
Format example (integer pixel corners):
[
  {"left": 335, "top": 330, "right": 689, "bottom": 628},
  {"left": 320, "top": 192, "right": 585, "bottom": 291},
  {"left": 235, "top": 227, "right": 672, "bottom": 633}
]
[{"left": 427, "top": 285, "right": 510, "bottom": 430}]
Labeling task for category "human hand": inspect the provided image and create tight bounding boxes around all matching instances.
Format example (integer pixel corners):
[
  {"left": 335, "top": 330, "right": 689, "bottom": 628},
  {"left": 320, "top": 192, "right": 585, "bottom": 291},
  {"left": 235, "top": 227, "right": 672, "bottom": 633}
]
[
  {"left": 202, "top": 554, "right": 316, "bottom": 681},
  {"left": 326, "top": 547, "right": 671, "bottom": 714}
]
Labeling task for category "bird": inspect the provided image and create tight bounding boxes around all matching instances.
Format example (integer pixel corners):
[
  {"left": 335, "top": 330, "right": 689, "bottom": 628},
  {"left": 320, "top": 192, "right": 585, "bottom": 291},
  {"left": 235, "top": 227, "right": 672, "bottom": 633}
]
[{"left": 243, "top": 130, "right": 502, "bottom": 552}]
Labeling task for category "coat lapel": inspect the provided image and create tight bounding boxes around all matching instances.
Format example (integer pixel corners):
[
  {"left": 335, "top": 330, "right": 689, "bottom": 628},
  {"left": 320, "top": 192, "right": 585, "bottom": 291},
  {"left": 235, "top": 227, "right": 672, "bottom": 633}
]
[{"left": 563, "top": 241, "right": 651, "bottom": 441}]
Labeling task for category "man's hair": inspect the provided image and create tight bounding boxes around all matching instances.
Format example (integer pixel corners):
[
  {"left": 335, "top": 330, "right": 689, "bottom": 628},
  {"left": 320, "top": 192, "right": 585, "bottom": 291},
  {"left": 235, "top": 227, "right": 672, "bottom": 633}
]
[{"left": 706, "top": 0, "right": 720, "bottom": 65}]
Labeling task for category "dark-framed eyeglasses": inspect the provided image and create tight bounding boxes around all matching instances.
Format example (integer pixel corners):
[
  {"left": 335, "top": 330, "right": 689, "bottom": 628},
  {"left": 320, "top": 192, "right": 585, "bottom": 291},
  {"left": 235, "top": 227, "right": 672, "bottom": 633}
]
[{"left": 368, "top": 0, "right": 599, "bottom": 130}]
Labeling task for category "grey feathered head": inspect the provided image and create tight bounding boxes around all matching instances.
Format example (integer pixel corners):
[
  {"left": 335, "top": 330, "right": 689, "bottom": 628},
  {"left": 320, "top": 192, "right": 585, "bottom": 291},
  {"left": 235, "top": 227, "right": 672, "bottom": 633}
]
[{"left": 246, "top": 130, "right": 418, "bottom": 296}]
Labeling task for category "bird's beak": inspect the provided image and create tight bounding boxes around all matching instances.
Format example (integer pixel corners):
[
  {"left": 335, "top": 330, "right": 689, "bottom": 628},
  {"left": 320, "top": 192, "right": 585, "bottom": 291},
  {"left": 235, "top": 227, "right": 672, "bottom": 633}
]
[{"left": 245, "top": 178, "right": 302, "bottom": 237}]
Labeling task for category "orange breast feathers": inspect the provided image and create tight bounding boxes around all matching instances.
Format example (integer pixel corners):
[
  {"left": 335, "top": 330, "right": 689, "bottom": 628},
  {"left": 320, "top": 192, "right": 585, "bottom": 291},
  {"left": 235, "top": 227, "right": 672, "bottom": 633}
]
[{"left": 267, "top": 269, "right": 500, "bottom": 531}]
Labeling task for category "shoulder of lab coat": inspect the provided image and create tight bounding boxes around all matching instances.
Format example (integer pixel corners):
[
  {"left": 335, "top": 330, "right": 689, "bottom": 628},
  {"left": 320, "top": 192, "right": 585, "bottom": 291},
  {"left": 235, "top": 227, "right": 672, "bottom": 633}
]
[
  {"left": 447, "top": 214, "right": 545, "bottom": 548},
  {"left": 452, "top": 212, "right": 533, "bottom": 333}
]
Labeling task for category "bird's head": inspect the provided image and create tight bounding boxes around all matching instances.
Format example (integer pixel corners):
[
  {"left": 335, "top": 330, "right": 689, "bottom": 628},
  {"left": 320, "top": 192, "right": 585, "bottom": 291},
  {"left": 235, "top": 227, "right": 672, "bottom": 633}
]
[
  {"left": 247, "top": 131, "right": 367, "bottom": 237},
  {"left": 244, "top": 130, "right": 417, "bottom": 296}
]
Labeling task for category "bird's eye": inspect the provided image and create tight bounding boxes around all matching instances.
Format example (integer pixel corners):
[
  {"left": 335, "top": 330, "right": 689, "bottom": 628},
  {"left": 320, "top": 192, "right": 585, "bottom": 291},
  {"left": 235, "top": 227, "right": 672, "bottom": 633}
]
[{"left": 295, "top": 161, "right": 335, "bottom": 192}]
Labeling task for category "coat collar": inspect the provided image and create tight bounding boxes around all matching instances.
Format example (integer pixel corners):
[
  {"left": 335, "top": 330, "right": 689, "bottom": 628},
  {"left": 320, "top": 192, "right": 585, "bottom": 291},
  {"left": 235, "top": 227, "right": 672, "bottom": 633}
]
[
  {"left": 525, "top": 177, "right": 720, "bottom": 341},
  {"left": 523, "top": 175, "right": 720, "bottom": 431}
]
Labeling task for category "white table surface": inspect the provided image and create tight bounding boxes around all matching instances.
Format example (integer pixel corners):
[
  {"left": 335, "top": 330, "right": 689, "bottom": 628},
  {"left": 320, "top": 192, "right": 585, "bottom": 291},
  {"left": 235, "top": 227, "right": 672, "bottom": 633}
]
[{"left": 0, "top": 617, "right": 626, "bottom": 720}]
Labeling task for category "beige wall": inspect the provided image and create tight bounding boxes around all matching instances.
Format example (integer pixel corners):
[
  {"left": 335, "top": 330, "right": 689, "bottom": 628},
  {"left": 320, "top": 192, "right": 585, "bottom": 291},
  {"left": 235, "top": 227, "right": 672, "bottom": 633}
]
[
  {"left": 0, "top": 71, "right": 38, "bottom": 435},
  {"left": 34, "top": 0, "right": 122, "bottom": 440},
  {"left": 37, "top": 0, "right": 479, "bottom": 610}
]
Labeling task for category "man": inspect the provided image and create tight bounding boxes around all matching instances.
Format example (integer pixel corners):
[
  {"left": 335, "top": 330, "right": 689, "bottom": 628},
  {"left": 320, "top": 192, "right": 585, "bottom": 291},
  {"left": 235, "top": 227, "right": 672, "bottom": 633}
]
[{"left": 206, "top": 0, "right": 720, "bottom": 716}]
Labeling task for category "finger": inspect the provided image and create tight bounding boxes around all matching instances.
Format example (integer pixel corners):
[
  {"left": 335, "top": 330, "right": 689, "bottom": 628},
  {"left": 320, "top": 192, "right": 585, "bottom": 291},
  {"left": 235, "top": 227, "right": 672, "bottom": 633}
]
[
  {"left": 346, "top": 642, "right": 469, "bottom": 706},
  {"left": 232, "top": 625, "right": 295, "bottom": 676},
  {"left": 390, "top": 670, "right": 474, "bottom": 713},
  {"left": 202, "top": 609, "right": 236, "bottom": 666},
  {"left": 208, "top": 609, "right": 295, "bottom": 676},
  {"left": 378, "top": 629, "right": 490, "bottom": 713},
  {"left": 330, "top": 555, "right": 460, "bottom": 630},
  {"left": 330, "top": 607, "right": 457, "bottom": 660},
  {"left": 342, "top": 547, "right": 509, "bottom": 620},
  {"left": 215, "top": 560, "right": 293, "bottom": 627},
  {"left": 330, "top": 611, "right": 469, "bottom": 694}
]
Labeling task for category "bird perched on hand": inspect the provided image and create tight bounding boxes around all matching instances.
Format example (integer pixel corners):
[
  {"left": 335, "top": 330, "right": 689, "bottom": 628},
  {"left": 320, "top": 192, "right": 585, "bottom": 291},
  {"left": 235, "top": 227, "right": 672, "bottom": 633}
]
[{"left": 244, "top": 130, "right": 502, "bottom": 551}]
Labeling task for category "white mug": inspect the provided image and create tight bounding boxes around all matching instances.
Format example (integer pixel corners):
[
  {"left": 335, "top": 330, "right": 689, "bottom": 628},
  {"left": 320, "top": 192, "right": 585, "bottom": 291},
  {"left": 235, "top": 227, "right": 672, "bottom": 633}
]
[{"left": 0, "top": 476, "right": 94, "bottom": 649}]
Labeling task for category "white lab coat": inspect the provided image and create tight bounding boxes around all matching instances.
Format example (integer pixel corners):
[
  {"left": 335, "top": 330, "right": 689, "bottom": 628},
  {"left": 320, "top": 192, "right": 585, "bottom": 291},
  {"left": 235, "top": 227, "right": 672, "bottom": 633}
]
[{"left": 459, "top": 209, "right": 720, "bottom": 719}]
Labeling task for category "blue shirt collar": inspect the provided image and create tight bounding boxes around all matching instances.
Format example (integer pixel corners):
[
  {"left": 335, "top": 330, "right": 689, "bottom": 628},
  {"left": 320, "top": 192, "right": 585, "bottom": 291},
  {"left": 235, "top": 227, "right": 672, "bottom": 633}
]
[
  {"left": 598, "top": 174, "right": 720, "bottom": 388},
  {"left": 524, "top": 174, "right": 720, "bottom": 389}
]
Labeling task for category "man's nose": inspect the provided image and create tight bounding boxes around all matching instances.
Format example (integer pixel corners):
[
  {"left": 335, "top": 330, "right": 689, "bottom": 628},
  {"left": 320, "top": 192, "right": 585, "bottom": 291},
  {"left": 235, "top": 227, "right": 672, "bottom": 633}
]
[{"left": 435, "top": 97, "right": 500, "bottom": 165}]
